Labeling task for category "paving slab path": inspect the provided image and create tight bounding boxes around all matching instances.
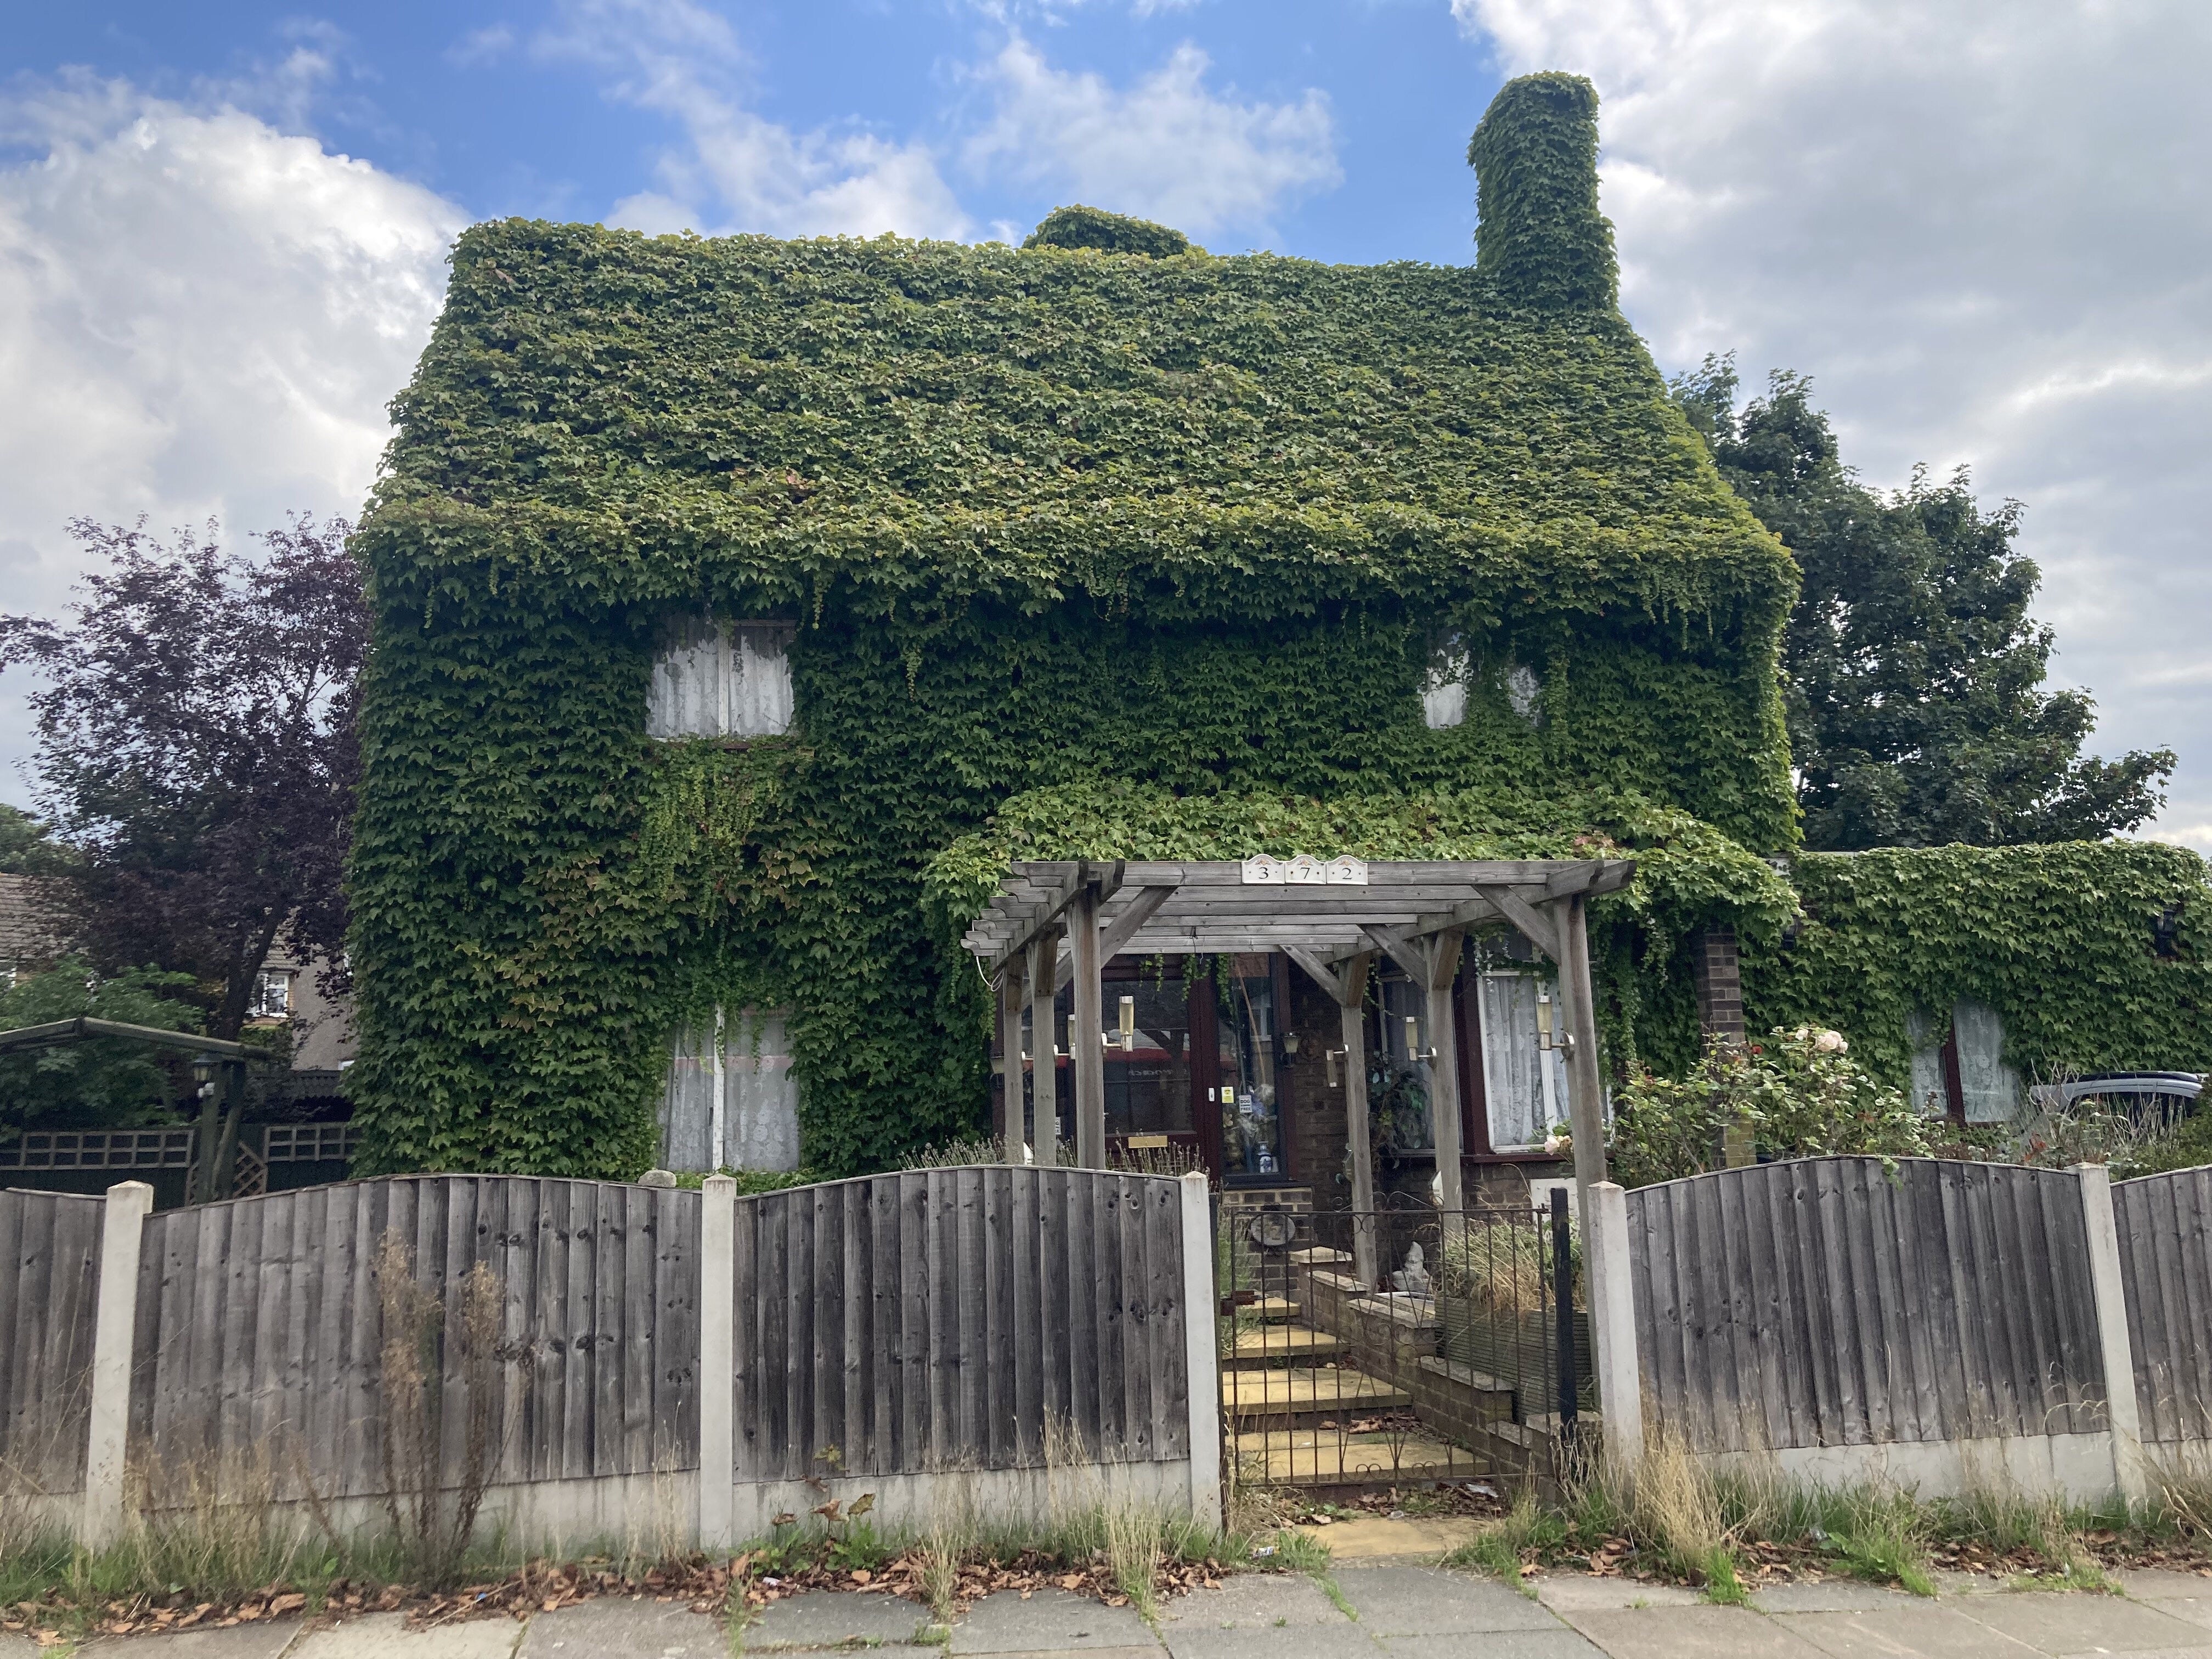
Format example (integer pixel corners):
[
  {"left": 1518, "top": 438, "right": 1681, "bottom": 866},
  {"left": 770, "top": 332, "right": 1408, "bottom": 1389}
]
[{"left": 42, "top": 1559, "right": 2212, "bottom": 1659}]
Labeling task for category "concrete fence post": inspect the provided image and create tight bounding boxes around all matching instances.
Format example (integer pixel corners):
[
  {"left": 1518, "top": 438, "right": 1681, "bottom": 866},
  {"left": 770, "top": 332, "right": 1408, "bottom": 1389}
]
[
  {"left": 1178, "top": 1171, "right": 1222, "bottom": 1528},
  {"left": 1586, "top": 1180, "right": 1644, "bottom": 1477},
  {"left": 81, "top": 1180, "right": 153, "bottom": 1549},
  {"left": 2075, "top": 1162, "right": 2150, "bottom": 1507},
  {"left": 697, "top": 1173, "right": 737, "bottom": 1551}
]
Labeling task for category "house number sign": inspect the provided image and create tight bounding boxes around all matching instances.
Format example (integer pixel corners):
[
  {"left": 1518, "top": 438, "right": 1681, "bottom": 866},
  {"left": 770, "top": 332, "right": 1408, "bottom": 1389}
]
[{"left": 1241, "top": 854, "right": 1368, "bottom": 885}]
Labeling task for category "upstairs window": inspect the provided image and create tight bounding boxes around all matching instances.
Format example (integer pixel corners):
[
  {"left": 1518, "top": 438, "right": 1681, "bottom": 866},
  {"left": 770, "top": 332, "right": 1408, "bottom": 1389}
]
[
  {"left": 252, "top": 968, "right": 294, "bottom": 1019},
  {"left": 647, "top": 617, "right": 795, "bottom": 739}
]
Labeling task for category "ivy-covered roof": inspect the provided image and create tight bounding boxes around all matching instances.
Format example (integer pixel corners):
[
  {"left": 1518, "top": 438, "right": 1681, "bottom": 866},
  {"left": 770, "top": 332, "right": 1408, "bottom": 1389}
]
[{"left": 364, "top": 74, "right": 1787, "bottom": 627}]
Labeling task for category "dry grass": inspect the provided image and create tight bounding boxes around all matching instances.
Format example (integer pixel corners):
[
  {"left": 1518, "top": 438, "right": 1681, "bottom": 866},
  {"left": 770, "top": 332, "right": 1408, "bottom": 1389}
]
[
  {"left": 373, "top": 1231, "right": 512, "bottom": 1589},
  {"left": 1436, "top": 1221, "right": 1582, "bottom": 1314}
]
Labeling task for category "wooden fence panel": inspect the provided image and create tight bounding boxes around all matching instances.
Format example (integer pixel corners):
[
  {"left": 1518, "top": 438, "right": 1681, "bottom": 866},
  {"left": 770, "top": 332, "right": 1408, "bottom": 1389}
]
[
  {"left": 127, "top": 1176, "right": 701, "bottom": 1502},
  {"left": 726, "top": 1167, "right": 1188, "bottom": 1480},
  {"left": 0, "top": 1188, "right": 103, "bottom": 1496},
  {"left": 1627, "top": 1158, "right": 2106, "bottom": 1453},
  {"left": 2115, "top": 1166, "right": 2212, "bottom": 1444}
]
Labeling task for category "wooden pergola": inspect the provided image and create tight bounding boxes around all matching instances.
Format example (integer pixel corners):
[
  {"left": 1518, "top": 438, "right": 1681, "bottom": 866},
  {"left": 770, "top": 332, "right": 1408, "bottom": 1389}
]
[{"left": 962, "top": 856, "right": 1635, "bottom": 1284}]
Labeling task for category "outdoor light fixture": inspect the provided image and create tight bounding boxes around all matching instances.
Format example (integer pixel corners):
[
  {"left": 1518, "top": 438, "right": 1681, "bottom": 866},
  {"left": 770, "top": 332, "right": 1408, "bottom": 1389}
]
[
  {"left": 190, "top": 1052, "right": 217, "bottom": 1088},
  {"left": 1404, "top": 1016, "right": 1437, "bottom": 1064},
  {"left": 1118, "top": 994, "right": 1136, "bottom": 1051},
  {"left": 1324, "top": 1047, "right": 1343, "bottom": 1088},
  {"left": 1536, "top": 992, "right": 1555, "bottom": 1052},
  {"left": 1283, "top": 1032, "right": 1300, "bottom": 1057}
]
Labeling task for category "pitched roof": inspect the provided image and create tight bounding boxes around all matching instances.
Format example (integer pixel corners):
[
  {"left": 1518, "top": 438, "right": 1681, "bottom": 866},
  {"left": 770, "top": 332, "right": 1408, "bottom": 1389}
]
[{"left": 363, "top": 76, "right": 1788, "bottom": 629}]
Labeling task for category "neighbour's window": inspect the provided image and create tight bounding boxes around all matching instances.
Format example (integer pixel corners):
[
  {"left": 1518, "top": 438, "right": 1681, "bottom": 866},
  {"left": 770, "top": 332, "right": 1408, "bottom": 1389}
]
[
  {"left": 252, "top": 969, "right": 293, "bottom": 1019},
  {"left": 1951, "top": 1000, "right": 2020, "bottom": 1122},
  {"left": 1906, "top": 1001, "right": 2021, "bottom": 1122},
  {"left": 1905, "top": 1009, "right": 1949, "bottom": 1117},
  {"left": 647, "top": 617, "right": 795, "bottom": 738}
]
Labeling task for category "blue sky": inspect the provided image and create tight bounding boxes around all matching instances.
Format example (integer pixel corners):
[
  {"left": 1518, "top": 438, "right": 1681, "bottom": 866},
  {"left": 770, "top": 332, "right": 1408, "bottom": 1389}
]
[
  {"left": 7, "top": 1, "right": 1495, "bottom": 260},
  {"left": 2, "top": 0, "right": 2209, "bottom": 848}
]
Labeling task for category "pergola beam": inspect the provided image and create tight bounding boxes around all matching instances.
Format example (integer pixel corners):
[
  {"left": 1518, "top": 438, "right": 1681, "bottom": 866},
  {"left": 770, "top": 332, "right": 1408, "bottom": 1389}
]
[
  {"left": 985, "top": 860, "right": 1126, "bottom": 979},
  {"left": 1053, "top": 883, "right": 1176, "bottom": 994}
]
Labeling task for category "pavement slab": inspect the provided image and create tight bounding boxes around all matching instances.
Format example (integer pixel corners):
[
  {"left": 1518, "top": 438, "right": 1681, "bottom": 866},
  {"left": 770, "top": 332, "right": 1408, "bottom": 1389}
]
[
  {"left": 77, "top": 1626, "right": 304, "bottom": 1658},
  {"left": 1328, "top": 1566, "right": 1561, "bottom": 1635},
  {"left": 949, "top": 1590, "right": 1154, "bottom": 1656},
  {"left": 2134, "top": 1600, "right": 2212, "bottom": 1633},
  {"left": 1376, "top": 1633, "right": 1602, "bottom": 1659},
  {"left": 1534, "top": 1578, "right": 1703, "bottom": 1612},
  {"left": 1930, "top": 1576, "right": 2011, "bottom": 1599},
  {"left": 1561, "top": 1605, "right": 1830, "bottom": 1659},
  {"left": 1951, "top": 1593, "right": 2212, "bottom": 1654},
  {"left": 2115, "top": 1572, "right": 2212, "bottom": 1600},
  {"left": 1753, "top": 1583, "right": 1933, "bottom": 1613},
  {"left": 520, "top": 1597, "right": 726, "bottom": 1656},
  {"left": 742, "top": 1592, "right": 933, "bottom": 1651},
  {"left": 1156, "top": 1575, "right": 1350, "bottom": 1629},
  {"left": 1160, "top": 1626, "right": 1374, "bottom": 1659},
  {"left": 290, "top": 1613, "right": 524, "bottom": 1657},
  {"left": 1773, "top": 1606, "right": 2045, "bottom": 1659}
]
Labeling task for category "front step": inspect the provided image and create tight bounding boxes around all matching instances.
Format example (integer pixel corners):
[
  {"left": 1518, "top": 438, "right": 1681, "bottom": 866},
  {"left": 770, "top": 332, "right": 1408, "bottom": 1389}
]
[
  {"left": 1227, "top": 1324, "right": 1344, "bottom": 1367},
  {"left": 1231, "top": 1427, "right": 1486, "bottom": 1487},
  {"left": 1221, "top": 1365, "right": 1411, "bottom": 1418}
]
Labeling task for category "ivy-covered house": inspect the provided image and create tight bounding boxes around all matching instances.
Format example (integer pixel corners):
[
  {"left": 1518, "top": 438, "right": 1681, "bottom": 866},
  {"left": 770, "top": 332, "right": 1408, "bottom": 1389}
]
[{"left": 346, "top": 72, "right": 2211, "bottom": 1190}]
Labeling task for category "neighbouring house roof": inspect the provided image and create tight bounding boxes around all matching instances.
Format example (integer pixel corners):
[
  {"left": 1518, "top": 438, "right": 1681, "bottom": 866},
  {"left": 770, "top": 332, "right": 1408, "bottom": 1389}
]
[
  {"left": 0, "top": 874, "right": 70, "bottom": 970},
  {"left": 359, "top": 77, "right": 1788, "bottom": 632}
]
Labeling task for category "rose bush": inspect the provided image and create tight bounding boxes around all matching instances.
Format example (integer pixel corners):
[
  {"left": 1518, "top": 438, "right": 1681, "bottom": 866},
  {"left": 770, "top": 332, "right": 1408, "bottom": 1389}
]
[{"left": 1610, "top": 1025, "right": 1934, "bottom": 1187}]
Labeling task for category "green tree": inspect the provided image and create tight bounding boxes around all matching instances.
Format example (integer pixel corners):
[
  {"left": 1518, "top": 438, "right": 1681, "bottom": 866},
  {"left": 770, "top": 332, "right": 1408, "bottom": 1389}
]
[
  {"left": 0, "top": 957, "right": 203, "bottom": 1139},
  {"left": 1673, "top": 358, "right": 2173, "bottom": 850},
  {"left": 0, "top": 803, "right": 72, "bottom": 874}
]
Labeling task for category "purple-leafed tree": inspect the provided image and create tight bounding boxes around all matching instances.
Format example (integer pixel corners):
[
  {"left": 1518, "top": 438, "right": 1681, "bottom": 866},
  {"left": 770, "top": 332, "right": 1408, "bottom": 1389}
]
[{"left": 0, "top": 516, "right": 366, "bottom": 1193}]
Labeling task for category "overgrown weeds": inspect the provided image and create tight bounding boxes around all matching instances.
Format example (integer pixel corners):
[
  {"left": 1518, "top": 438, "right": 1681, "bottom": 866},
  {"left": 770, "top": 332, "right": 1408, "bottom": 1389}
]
[{"left": 374, "top": 1232, "right": 511, "bottom": 1590}]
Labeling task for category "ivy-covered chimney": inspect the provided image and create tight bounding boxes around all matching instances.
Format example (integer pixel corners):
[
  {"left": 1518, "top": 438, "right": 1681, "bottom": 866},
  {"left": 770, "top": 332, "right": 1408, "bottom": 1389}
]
[{"left": 1467, "top": 72, "right": 1618, "bottom": 313}]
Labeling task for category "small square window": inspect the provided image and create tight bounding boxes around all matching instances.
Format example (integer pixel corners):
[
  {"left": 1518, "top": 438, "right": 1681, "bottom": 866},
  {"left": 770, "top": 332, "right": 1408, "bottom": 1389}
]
[{"left": 253, "top": 969, "right": 294, "bottom": 1019}]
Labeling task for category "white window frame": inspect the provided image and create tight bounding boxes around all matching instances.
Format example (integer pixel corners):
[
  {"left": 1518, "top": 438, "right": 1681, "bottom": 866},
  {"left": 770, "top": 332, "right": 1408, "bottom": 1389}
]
[{"left": 252, "top": 968, "right": 294, "bottom": 1019}]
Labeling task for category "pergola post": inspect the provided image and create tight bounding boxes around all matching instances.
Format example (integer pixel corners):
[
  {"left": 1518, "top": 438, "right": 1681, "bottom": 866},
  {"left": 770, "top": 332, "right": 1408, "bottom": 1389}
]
[
  {"left": 1339, "top": 956, "right": 1378, "bottom": 1287},
  {"left": 1551, "top": 893, "right": 1608, "bottom": 1194},
  {"left": 1290, "top": 946, "right": 1379, "bottom": 1287},
  {"left": 1028, "top": 926, "right": 1058, "bottom": 1156},
  {"left": 1423, "top": 930, "right": 1469, "bottom": 1215},
  {"left": 998, "top": 952, "right": 1027, "bottom": 1161},
  {"left": 1071, "top": 884, "right": 1106, "bottom": 1169}
]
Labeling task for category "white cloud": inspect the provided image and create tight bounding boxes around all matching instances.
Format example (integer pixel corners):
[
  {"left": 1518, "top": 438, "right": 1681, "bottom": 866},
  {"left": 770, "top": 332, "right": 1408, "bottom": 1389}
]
[
  {"left": 0, "top": 72, "right": 464, "bottom": 803},
  {"left": 525, "top": 0, "right": 971, "bottom": 240},
  {"left": 1455, "top": 0, "right": 2212, "bottom": 849},
  {"left": 963, "top": 36, "right": 1338, "bottom": 240}
]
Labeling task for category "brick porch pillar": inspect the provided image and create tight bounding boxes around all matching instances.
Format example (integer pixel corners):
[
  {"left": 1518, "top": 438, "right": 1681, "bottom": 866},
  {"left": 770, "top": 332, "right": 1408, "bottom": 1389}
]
[{"left": 1692, "top": 926, "right": 1746, "bottom": 1043}]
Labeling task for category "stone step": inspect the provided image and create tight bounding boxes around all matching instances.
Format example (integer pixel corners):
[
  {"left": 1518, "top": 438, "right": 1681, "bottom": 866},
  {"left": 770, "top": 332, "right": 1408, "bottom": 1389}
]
[
  {"left": 1220, "top": 1294, "right": 1304, "bottom": 1322},
  {"left": 1288, "top": 1246, "right": 1354, "bottom": 1266},
  {"left": 1230, "top": 1427, "right": 1486, "bottom": 1487},
  {"left": 1226, "top": 1325, "right": 1344, "bottom": 1367},
  {"left": 1221, "top": 1366, "right": 1412, "bottom": 1418}
]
